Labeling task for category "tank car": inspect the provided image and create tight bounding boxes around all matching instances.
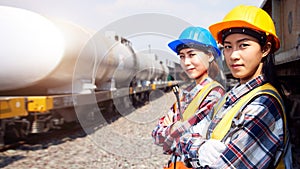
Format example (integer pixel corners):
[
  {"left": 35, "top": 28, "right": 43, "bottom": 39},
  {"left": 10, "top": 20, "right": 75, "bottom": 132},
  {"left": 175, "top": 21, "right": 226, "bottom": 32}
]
[
  {"left": 0, "top": 6, "right": 178, "bottom": 146},
  {"left": 0, "top": 6, "right": 170, "bottom": 96}
]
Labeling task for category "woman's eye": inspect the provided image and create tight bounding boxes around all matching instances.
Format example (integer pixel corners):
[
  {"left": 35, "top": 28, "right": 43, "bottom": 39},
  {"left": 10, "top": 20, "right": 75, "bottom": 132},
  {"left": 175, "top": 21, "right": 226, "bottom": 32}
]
[
  {"left": 189, "top": 53, "right": 196, "bottom": 57},
  {"left": 240, "top": 43, "right": 250, "bottom": 48},
  {"left": 224, "top": 45, "right": 231, "bottom": 49}
]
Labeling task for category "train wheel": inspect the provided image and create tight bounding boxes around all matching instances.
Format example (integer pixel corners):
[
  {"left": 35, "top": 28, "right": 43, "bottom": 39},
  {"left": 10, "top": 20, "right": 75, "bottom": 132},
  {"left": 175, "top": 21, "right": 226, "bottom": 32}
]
[{"left": 4, "top": 121, "right": 28, "bottom": 144}]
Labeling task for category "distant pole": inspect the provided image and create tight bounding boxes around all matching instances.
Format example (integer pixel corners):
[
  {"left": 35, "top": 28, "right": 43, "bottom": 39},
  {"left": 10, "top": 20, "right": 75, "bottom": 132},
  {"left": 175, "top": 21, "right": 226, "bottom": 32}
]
[{"left": 148, "top": 44, "right": 151, "bottom": 53}]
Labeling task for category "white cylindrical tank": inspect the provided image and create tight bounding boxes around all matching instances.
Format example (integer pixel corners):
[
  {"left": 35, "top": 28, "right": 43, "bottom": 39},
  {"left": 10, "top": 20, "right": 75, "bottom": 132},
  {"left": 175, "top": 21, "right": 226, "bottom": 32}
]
[
  {"left": 135, "top": 53, "right": 155, "bottom": 81},
  {"left": 78, "top": 32, "right": 138, "bottom": 90},
  {"left": 160, "top": 62, "right": 170, "bottom": 81},
  {"left": 0, "top": 6, "right": 65, "bottom": 91},
  {"left": 95, "top": 33, "right": 137, "bottom": 84},
  {"left": 134, "top": 53, "right": 168, "bottom": 82},
  {"left": 0, "top": 6, "right": 94, "bottom": 95},
  {"left": 0, "top": 6, "right": 170, "bottom": 95},
  {"left": 42, "top": 19, "right": 94, "bottom": 94},
  {"left": 151, "top": 59, "right": 164, "bottom": 80}
]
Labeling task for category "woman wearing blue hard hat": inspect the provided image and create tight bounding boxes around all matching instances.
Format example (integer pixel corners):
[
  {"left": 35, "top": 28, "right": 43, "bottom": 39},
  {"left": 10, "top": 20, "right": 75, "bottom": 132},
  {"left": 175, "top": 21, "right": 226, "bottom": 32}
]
[{"left": 152, "top": 26, "right": 226, "bottom": 168}]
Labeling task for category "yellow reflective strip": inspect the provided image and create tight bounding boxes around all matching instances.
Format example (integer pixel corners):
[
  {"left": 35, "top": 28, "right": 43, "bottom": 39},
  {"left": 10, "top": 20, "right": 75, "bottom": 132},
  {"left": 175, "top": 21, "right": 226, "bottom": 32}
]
[{"left": 182, "top": 81, "right": 222, "bottom": 121}]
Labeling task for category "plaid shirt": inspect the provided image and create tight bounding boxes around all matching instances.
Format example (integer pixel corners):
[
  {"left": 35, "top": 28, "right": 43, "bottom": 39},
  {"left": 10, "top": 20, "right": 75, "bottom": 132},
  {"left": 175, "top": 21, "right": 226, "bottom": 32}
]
[
  {"left": 178, "top": 75, "right": 286, "bottom": 168},
  {"left": 151, "top": 77, "right": 225, "bottom": 154}
]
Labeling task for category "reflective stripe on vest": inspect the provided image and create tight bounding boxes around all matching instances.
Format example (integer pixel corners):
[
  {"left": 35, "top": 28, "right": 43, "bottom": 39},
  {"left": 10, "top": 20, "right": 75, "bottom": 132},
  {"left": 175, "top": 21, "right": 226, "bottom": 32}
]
[{"left": 181, "top": 81, "right": 223, "bottom": 121}]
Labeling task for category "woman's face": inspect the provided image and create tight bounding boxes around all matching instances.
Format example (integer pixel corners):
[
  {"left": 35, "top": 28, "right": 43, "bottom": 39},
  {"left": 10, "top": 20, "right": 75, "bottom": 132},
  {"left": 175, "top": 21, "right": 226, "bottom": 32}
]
[
  {"left": 223, "top": 33, "right": 267, "bottom": 84},
  {"left": 178, "top": 48, "right": 211, "bottom": 81}
]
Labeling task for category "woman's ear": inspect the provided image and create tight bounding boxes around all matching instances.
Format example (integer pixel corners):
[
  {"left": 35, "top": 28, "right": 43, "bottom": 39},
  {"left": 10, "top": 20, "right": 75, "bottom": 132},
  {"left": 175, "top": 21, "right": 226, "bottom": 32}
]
[
  {"left": 262, "top": 42, "right": 272, "bottom": 57},
  {"left": 208, "top": 53, "right": 214, "bottom": 63}
]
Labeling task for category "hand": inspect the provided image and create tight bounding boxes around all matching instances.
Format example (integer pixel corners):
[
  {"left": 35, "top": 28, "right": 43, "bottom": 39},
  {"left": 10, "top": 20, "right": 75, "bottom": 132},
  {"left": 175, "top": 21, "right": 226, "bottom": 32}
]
[
  {"left": 198, "top": 139, "right": 226, "bottom": 167},
  {"left": 162, "top": 120, "right": 186, "bottom": 153},
  {"left": 177, "top": 132, "right": 203, "bottom": 156},
  {"left": 170, "top": 120, "right": 185, "bottom": 133},
  {"left": 162, "top": 110, "right": 175, "bottom": 126}
]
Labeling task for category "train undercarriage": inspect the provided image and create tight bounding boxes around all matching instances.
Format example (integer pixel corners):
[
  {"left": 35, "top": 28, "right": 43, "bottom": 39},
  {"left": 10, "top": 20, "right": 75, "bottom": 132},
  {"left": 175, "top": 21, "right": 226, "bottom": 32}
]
[{"left": 0, "top": 81, "right": 178, "bottom": 147}]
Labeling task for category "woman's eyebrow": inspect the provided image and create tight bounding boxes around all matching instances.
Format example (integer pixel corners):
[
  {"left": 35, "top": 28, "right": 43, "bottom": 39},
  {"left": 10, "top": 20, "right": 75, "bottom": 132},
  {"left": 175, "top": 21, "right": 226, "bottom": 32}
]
[
  {"left": 224, "top": 38, "right": 254, "bottom": 44},
  {"left": 186, "top": 49, "right": 196, "bottom": 54},
  {"left": 237, "top": 38, "right": 252, "bottom": 43},
  {"left": 179, "top": 49, "right": 195, "bottom": 55}
]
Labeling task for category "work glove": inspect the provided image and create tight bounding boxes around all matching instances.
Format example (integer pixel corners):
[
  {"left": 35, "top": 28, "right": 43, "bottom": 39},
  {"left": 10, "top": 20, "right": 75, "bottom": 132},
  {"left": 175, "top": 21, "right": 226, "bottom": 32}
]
[
  {"left": 170, "top": 120, "right": 185, "bottom": 133},
  {"left": 197, "top": 139, "right": 226, "bottom": 167},
  {"left": 161, "top": 110, "right": 175, "bottom": 126}
]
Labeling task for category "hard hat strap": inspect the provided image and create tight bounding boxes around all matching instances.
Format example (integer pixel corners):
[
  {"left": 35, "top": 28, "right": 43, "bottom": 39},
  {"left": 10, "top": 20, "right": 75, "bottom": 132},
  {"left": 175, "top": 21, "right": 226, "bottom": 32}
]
[
  {"left": 221, "top": 27, "right": 267, "bottom": 47},
  {"left": 176, "top": 43, "right": 211, "bottom": 54}
]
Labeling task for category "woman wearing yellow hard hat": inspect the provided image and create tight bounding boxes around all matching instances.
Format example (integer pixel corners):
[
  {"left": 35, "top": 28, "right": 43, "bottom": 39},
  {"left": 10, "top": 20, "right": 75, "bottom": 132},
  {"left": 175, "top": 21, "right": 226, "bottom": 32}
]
[{"left": 175, "top": 5, "right": 292, "bottom": 169}]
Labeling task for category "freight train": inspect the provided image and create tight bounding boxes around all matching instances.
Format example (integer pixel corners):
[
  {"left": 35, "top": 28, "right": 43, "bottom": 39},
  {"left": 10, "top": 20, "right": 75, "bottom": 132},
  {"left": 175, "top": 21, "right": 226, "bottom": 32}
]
[{"left": 0, "top": 6, "right": 183, "bottom": 146}]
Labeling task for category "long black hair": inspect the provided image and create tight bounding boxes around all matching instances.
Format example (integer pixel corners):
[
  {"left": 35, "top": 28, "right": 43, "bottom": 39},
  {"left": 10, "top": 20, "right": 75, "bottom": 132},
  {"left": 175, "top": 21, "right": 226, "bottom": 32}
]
[{"left": 262, "top": 45, "right": 291, "bottom": 111}]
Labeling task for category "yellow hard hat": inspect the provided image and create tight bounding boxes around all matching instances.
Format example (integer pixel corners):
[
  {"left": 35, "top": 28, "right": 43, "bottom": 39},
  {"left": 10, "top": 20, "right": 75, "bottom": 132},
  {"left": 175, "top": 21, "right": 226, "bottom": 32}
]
[{"left": 209, "top": 5, "right": 280, "bottom": 52}]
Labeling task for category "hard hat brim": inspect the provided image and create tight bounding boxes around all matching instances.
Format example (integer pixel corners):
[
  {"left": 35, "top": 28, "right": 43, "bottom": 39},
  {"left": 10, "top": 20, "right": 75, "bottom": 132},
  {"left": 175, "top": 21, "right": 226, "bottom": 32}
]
[
  {"left": 168, "top": 39, "right": 221, "bottom": 56},
  {"left": 209, "top": 20, "right": 280, "bottom": 51}
]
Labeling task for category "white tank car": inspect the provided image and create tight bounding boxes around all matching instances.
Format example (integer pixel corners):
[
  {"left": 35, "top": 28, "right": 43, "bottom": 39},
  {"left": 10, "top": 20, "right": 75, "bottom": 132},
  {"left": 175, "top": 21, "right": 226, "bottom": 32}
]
[
  {"left": 0, "top": 6, "right": 169, "bottom": 95},
  {"left": 80, "top": 32, "right": 140, "bottom": 91},
  {"left": 0, "top": 6, "right": 65, "bottom": 92},
  {"left": 0, "top": 6, "right": 93, "bottom": 95},
  {"left": 74, "top": 32, "right": 170, "bottom": 91},
  {"left": 134, "top": 53, "right": 169, "bottom": 85}
]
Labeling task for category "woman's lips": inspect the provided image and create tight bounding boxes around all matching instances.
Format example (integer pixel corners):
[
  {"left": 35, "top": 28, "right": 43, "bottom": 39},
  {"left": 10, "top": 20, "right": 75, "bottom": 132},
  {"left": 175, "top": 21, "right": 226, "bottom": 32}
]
[
  {"left": 186, "top": 68, "right": 195, "bottom": 72},
  {"left": 230, "top": 64, "right": 243, "bottom": 69}
]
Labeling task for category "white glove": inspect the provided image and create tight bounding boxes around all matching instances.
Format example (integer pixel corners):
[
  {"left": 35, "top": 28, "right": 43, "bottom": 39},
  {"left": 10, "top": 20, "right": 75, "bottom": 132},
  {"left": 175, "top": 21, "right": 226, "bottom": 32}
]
[
  {"left": 170, "top": 120, "right": 185, "bottom": 133},
  {"left": 198, "top": 139, "right": 226, "bottom": 167},
  {"left": 162, "top": 110, "right": 175, "bottom": 126}
]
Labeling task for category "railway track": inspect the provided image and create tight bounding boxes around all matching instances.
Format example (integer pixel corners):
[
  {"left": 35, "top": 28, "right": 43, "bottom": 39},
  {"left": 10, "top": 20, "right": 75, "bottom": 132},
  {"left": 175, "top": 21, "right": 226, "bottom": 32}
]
[
  {"left": 0, "top": 100, "right": 126, "bottom": 152},
  {"left": 0, "top": 122, "right": 85, "bottom": 152}
]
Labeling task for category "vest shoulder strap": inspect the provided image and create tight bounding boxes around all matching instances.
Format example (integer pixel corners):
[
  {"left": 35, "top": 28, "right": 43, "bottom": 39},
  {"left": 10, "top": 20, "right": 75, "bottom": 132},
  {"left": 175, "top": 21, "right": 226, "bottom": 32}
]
[{"left": 182, "top": 81, "right": 223, "bottom": 121}]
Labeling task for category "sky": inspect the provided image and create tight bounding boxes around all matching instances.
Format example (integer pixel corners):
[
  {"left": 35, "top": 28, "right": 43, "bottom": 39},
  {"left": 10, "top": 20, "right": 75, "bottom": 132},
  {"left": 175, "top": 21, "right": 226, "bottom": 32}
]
[
  {"left": 0, "top": 0, "right": 265, "bottom": 61},
  {"left": 0, "top": 0, "right": 264, "bottom": 30}
]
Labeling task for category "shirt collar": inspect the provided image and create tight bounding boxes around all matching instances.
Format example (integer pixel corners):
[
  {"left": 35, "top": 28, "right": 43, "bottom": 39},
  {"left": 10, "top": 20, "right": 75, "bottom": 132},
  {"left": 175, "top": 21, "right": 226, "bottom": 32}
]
[
  {"left": 182, "top": 77, "right": 214, "bottom": 99},
  {"left": 226, "top": 75, "right": 265, "bottom": 105}
]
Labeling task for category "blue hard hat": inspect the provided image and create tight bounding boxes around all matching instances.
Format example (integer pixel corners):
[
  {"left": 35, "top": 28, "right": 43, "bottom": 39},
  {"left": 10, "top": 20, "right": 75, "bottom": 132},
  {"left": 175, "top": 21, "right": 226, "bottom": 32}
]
[{"left": 168, "top": 26, "right": 221, "bottom": 56}]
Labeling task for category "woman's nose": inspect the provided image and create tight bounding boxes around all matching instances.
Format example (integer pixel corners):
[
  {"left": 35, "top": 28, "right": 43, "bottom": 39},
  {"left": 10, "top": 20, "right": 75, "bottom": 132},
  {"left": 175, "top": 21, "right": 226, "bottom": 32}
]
[
  {"left": 229, "top": 50, "right": 240, "bottom": 61},
  {"left": 183, "top": 57, "right": 192, "bottom": 65}
]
